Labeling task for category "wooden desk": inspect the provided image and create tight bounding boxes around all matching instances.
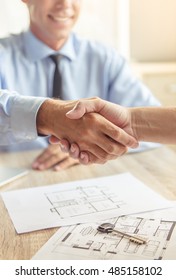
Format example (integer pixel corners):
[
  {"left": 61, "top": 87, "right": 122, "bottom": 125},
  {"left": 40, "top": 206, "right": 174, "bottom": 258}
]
[{"left": 0, "top": 146, "right": 176, "bottom": 260}]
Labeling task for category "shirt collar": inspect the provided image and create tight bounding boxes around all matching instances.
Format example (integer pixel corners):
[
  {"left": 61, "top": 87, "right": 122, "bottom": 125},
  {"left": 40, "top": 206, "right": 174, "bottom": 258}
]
[{"left": 23, "top": 29, "right": 77, "bottom": 62}]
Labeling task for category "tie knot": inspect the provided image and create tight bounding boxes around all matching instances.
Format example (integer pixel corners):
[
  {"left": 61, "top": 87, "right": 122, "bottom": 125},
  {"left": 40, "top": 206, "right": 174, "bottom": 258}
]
[{"left": 50, "top": 54, "right": 61, "bottom": 66}]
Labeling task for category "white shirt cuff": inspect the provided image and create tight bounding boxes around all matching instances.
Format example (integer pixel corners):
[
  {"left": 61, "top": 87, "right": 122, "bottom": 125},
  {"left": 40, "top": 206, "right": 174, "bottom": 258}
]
[{"left": 10, "top": 95, "right": 47, "bottom": 142}]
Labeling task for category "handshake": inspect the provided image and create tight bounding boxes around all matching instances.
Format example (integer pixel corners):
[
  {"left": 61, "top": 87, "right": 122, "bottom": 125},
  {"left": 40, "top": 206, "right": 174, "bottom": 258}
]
[{"left": 37, "top": 97, "right": 176, "bottom": 165}]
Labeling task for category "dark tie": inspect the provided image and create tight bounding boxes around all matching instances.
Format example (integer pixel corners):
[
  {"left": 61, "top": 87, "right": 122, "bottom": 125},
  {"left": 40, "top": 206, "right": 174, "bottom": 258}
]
[{"left": 50, "top": 54, "right": 62, "bottom": 99}]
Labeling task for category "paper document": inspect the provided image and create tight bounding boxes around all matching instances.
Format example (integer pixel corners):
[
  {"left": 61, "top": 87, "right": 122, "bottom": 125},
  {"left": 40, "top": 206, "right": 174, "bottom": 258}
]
[
  {"left": 1, "top": 173, "right": 173, "bottom": 233},
  {"left": 0, "top": 167, "right": 28, "bottom": 188},
  {"left": 32, "top": 206, "right": 176, "bottom": 260}
]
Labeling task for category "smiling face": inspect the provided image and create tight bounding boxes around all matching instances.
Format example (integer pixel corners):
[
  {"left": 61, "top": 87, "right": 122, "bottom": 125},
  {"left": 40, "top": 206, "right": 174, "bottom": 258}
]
[{"left": 22, "top": 0, "right": 81, "bottom": 50}]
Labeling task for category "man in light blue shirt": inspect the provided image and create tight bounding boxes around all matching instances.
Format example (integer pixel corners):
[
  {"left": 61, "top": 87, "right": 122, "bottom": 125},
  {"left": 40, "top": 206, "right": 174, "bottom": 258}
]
[{"left": 0, "top": 0, "right": 160, "bottom": 170}]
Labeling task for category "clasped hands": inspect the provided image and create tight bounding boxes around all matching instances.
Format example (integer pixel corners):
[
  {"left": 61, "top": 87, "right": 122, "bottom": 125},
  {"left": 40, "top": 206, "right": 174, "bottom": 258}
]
[{"left": 44, "top": 97, "right": 139, "bottom": 166}]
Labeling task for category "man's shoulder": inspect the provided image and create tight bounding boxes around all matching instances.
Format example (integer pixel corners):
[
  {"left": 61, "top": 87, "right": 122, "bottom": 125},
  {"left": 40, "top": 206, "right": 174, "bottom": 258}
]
[
  {"left": 0, "top": 32, "right": 24, "bottom": 50},
  {"left": 73, "top": 33, "right": 119, "bottom": 59}
]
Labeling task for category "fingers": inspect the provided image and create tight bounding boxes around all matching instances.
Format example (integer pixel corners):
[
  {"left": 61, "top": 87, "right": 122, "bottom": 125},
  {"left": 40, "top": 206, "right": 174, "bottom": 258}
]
[
  {"left": 59, "top": 127, "right": 134, "bottom": 164},
  {"left": 79, "top": 144, "right": 128, "bottom": 165},
  {"left": 78, "top": 152, "right": 90, "bottom": 165},
  {"left": 59, "top": 139, "right": 71, "bottom": 153},
  {"left": 63, "top": 142, "right": 127, "bottom": 165},
  {"left": 49, "top": 135, "right": 60, "bottom": 144},
  {"left": 78, "top": 128, "right": 133, "bottom": 158},
  {"left": 96, "top": 118, "right": 137, "bottom": 149},
  {"left": 60, "top": 140, "right": 80, "bottom": 158},
  {"left": 60, "top": 141, "right": 90, "bottom": 164},
  {"left": 75, "top": 113, "right": 137, "bottom": 160},
  {"left": 54, "top": 157, "right": 79, "bottom": 171},
  {"left": 32, "top": 144, "right": 79, "bottom": 171},
  {"left": 104, "top": 127, "right": 138, "bottom": 149},
  {"left": 32, "top": 145, "right": 68, "bottom": 170},
  {"left": 69, "top": 143, "right": 80, "bottom": 158}
]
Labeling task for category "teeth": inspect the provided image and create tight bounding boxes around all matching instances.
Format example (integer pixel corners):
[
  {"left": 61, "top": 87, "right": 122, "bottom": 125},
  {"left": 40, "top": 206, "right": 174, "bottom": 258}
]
[{"left": 52, "top": 16, "right": 70, "bottom": 22}]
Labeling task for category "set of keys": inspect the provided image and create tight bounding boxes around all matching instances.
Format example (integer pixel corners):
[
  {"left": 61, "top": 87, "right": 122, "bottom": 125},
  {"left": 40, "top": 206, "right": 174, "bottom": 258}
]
[{"left": 97, "top": 223, "right": 148, "bottom": 245}]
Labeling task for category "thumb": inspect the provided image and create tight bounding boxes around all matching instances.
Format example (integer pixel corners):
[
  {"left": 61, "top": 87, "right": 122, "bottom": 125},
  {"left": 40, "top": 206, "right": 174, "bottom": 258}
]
[
  {"left": 66, "top": 98, "right": 105, "bottom": 119},
  {"left": 66, "top": 101, "right": 87, "bottom": 119}
]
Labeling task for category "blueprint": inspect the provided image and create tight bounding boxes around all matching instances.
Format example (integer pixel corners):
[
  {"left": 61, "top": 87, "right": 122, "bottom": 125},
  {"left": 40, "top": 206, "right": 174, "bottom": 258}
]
[
  {"left": 32, "top": 206, "right": 176, "bottom": 260},
  {"left": 1, "top": 173, "right": 173, "bottom": 233}
]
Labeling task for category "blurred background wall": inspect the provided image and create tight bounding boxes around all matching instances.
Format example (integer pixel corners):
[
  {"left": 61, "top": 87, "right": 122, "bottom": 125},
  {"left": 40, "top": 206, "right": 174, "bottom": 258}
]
[
  {"left": 130, "top": 0, "right": 176, "bottom": 62},
  {"left": 0, "top": 0, "right": 176, "bottom": 105},
  {"left": 0, "top": 0, "right": 176, "bottom": 62}
]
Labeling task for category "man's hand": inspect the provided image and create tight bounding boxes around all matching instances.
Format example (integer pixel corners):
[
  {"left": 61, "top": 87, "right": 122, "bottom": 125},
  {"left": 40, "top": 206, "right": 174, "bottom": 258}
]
[
  {"left": 37, "top": 98, "right": 138, "bottom": 165},
  {"left": 56, "top": 97, "right": 137, "bottom": 164},
  {"left": 32, "top": 144, "right": 79, "bottom": 171},
  {"left": 66, "top": 97, "right": 133, "bottom": 134}
]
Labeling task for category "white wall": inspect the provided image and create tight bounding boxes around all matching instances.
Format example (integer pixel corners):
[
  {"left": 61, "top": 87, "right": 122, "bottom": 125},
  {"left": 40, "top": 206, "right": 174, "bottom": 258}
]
[
  {"left": 0, "top": 0, "right": 29, "bottom": 37},
  {"left": 130, "top": 0, "right": 176, "bottom": 62}
]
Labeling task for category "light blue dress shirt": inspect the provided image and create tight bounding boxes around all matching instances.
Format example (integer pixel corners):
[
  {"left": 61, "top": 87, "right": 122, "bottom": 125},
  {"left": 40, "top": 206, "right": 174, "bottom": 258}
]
[
  {"left": 0, "top": 30, "right": 160, "bottom": 151},
  {"left": 0, "top": 90, "right": 46, "bottom": 145}
]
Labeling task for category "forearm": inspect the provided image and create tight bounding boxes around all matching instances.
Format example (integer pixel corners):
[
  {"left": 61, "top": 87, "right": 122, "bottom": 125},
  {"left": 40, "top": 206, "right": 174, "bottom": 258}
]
[{"left": 130, "top": 107, "right": 176, "bottom": 144}]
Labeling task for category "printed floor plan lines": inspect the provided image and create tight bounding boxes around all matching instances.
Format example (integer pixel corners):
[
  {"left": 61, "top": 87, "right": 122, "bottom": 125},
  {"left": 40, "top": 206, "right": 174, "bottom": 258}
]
[
  {"left": 33, "top": 213, "right": 176, "bottom": 260},
  {"left": 1, "top": 173, "right": 173, "bottom": 233},
  {"left": 45, "top": 185, "right": 126, "bottom": 218}
]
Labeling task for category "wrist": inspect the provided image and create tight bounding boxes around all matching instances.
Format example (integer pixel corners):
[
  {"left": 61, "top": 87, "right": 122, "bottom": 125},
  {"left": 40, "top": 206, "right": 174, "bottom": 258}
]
[
  {"left": 36, "top": 99, "right": 60, "bottom": 136},
  {"left": 36, "top": 99, "right": 78, "bottom": 138},
  {"left": 128, "top": 107, "right": 141, "bottom": 141}
]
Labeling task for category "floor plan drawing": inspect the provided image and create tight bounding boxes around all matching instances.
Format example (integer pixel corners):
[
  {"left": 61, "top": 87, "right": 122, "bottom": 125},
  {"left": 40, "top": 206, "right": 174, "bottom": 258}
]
[
  {"left": 2, "top": 173, "right": 173, "bottom": 233},
  {"left": 46, "top": 185, "right": 126, "bottom": 219},
  {"left": 32, "top": 210, "right": 176, "bottom": 260}
]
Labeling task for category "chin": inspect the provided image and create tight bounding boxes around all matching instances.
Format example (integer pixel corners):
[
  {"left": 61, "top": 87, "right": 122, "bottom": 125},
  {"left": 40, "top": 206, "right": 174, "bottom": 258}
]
[{"left": 55, "top": 31, "right": 70, "bottom": 41}]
